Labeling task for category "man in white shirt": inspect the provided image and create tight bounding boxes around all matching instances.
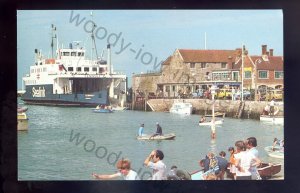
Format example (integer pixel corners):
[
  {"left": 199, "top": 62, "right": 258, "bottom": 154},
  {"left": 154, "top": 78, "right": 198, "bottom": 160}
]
[
  {"left": 92, "top": 158, "right": 140, "bottom": 180},
  {"left": 144, "top": 150, "right": 167, "bottom": 180},
  {"left": 246, "top": 137, "right": 261, "bottom": 180},
  {"left": 269, "top": 98, "right": 275, "bottom": 116},
  {"left": 234, "top": 140, "right": 261, "bottom": 180}
]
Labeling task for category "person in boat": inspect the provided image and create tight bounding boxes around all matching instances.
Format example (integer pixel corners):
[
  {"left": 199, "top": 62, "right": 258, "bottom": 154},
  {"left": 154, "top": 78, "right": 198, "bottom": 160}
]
[
  {"left": 150, "top": 122, "right": 163, "bottom": 138},
  {"left": 144, "top": 149, "right": 167, "bottom": 180},
  {"left": 269, "top": 98, "right": 275, "bottom": 116},
  {"left": 92, "top": 158, "right": 140, "bottom": 180},
  {"left": 199, "top": 116, "right": 206, "bottom": 123},
  {"left": 246, "top": 137, "right": 262, "bottom": 180},
  {"left": 234, "top": 140, "right": 261, "bottom": 180},
  {"left": 138, "top": 123, "right": 145, "bottom": 136},
  {"left": 272, "top": 138, "right": 284, "bottom": 151},
  {"left": 262, "top": 105, "right": 270, "bottom": 115}
]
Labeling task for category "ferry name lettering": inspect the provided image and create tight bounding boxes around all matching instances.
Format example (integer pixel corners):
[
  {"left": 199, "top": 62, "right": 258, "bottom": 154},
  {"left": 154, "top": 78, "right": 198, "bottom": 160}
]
[{"left": 32, "top": 87, "right": 46, "bottom": 97}]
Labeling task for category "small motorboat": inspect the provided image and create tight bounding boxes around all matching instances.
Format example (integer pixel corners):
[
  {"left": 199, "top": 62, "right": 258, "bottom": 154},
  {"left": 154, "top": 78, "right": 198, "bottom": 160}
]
[
  {"left": 136, "top": 133, "right": 176, "bottom": 140},
  {"left": 257, "top": 163, "right": 281, "bottom": 179},
  {"left": 199, "top": 119, "right": 224, "bottom": 126},
  {"left": 260, "top": 115, "right": 284, "bottom": 125},
  {"left": 93, "top": 108, "right": 113, "bottom": 113},
  {"left": 18, "top": 112, "right": 28, "bottom": 131},
  {"left": 93, "top": 105, "right": 113, "bottom": 113},
  {"left": 264, "top": 146, "right": 284, "bottom": 159},
  {"left": 112, "top": 106, "right": 128, "bottom": 111},
  {"left": 17, "top": 106, "right": 28, "bottom": 113},
  {"left": 170, "top": 102, "right": 192, "bottom": 115}
]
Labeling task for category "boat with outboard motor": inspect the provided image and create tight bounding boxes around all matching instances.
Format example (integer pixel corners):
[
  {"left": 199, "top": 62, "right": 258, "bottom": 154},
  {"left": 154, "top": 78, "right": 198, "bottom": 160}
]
[
  {"left": 136, "top": 133, "right": 176, "bottom": 140},
  {"left": 170, "top": 101, "right": 192, "bottom": 115},
  {"left": 21, "top": 24, "right": 126, "bottom": 107}
]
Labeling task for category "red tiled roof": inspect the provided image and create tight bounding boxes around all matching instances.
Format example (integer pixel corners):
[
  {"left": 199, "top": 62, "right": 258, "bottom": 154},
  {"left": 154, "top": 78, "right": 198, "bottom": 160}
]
[
  {"left": 178, "top": 49, "right": 238, "bottom": 63},
  {"left": 233, "top": 56, "right": 283, "bottom": 71},
  {"left": 250, "top": 56, "right": 283, "bottom": 71}
]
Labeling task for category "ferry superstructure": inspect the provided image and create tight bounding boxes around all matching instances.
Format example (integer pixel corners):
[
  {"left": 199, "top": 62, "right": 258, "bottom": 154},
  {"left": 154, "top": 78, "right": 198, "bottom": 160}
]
[{"left": 21, "top": 25, "right": 127, "bottom": 106}]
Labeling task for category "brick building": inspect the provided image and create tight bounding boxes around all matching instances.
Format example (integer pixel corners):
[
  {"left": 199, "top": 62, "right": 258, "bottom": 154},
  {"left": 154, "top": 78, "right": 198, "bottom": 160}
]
[{"left": 132, "top": 45, "right": 283, "bottom": 98}]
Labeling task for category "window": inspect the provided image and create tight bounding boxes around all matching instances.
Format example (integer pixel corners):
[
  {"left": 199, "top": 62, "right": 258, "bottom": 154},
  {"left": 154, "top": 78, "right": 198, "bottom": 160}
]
[
  {"left": 244, "top": 71, "right": 252, "bottom": 79},
  {"left": 76, "top": 67, "right": 81, "bottom": 72},
  {"left": 221, "top": 63, "right": 226, "bottom": 68},
  {"left": 78, "top": 52, "right": 85, "bottom": 57},
  {"left": 84, "top": 67, "right": 89, "bottom": 72},
  {"left": 172, "top": 85, "right": 176, "bottom": 92},
  {"left": 71, "top": 52, "right": 76, "bottom": 56},
  {"left": 165, "top": 86, "right": 170, "bottom": 92},
  {"left": 201, "top": 63, "right": 206, "bottom": 68},
  {"left": 68, "top": 67, "right": 74, "bottom": 71},
  {"left": 190, "top": 62, "right": 195, "bottom": 68},
  {"left": 275, "top": 71, "right": 283, "bottom": 79},
  {"left": 63, "top": 52, "right": 70, "bottom": 56},
  {"left": 258, "top": 70, "right": 268, "bottom": 79},
  {"left": 92, "top": 67, "right": 97, "bottom": 72}
]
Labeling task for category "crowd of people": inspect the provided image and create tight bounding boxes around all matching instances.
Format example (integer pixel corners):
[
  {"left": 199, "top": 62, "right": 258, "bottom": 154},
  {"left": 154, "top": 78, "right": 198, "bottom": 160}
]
[{"left": 91, "top": 136, "right": 277, "bottom": 180}]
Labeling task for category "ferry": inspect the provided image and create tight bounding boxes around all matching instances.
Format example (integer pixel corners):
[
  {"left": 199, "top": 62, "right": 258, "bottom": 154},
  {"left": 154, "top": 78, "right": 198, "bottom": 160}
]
[{"left": 21, "top": 25, "right": 127, "bottom": 106}]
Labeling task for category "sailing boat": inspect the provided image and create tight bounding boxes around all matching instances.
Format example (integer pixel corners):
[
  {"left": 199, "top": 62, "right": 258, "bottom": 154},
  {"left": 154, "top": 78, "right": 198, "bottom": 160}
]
[{"left": 199, "top": 85, "right": 224, "bottom": 126}]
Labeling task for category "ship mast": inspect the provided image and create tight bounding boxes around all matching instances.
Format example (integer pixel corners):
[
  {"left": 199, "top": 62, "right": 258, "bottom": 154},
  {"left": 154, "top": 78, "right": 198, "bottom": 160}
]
[
  {"left": 51, "top": 24, "right": 57, "bottom": 59},
  {"left": 90, "top": 11, "right": 98, "bottom": 60}
]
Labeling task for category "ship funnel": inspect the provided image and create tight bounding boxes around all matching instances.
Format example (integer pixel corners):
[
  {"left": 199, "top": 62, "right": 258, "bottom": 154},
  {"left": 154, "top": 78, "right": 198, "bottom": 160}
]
[{"left": 107, "top": 44, "right": 111, "bottom": 74}]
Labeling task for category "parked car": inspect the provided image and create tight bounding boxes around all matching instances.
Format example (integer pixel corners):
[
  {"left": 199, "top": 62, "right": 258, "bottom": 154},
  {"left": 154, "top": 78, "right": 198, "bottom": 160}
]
[
  {"left": 262, "top": 89, "right": 283, "bottom": 101},
  {"left": 235, "top": 89, "right": 251, "bottom": 100}
]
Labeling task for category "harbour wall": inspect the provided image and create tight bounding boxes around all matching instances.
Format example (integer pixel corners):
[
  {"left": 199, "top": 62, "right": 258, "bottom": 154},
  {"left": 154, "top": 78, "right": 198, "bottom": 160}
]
[{"left": 139, "top": 99, "right": 284, "bottom": 120}]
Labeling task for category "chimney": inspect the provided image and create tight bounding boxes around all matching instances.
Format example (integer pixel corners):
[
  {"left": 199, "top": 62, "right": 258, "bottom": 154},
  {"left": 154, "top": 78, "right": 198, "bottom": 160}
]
[
  {"left": 262, "top": 45, "right": 267, "bottom": 55},
  {"left": 107, "top": 44, "right": 111, "bottom": 74},
  {"left": 266, "top": 51, "right": 269, "bottom": 56},
  {"left": 270, "top": 49, "right": 274, "bottom": 56}
]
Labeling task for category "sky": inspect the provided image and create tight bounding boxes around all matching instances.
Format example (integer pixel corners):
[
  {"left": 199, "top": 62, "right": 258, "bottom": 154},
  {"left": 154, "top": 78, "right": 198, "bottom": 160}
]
[{"left": 17, "top": 10, "right": 283, "bottom": 89}]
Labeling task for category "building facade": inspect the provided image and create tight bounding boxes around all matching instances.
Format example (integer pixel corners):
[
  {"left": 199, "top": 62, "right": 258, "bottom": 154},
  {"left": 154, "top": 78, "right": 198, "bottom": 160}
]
[{"left": 132, "top": 45, "right": 283, "bottom": 99}]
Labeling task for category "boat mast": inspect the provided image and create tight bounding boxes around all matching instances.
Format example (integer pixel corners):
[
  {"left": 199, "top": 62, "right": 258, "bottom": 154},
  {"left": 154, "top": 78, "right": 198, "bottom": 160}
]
[
  {"left": 241, "top": 44, "right": 244, "bottom": 101},
  {"left": 90, "top": 11, "right": 98, "bottom": 60},
  {"left": 51, "top": 24, "right": 57, "bottom": 59}
]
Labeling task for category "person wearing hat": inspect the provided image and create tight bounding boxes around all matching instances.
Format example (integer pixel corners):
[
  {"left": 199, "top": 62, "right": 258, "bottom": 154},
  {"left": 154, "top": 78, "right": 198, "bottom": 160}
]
[
  {"left": 138, "top": 123, "right": 145, "bottom": 136},
  {"left": 150, "top": 122, "right": 163, "bottom": 139}
]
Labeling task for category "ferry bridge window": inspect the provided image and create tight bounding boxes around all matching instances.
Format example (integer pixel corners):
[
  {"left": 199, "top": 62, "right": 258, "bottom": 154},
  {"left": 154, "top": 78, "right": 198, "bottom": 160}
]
[
  {"left": 76, "top": 67, "right": 81, "bottom": 72},
  {"left": 63, "top": 52, "right": 70, "bottom": 56},
  {"left": 78, "top": 52, "right": 84, "bottom": 57},
  {"left": 92, "top": 67, "right": 97, "bottom": 72},
  {"left": 68, "top": 67, "right": 74, "bottom": 71},
  {"left": 71, "top": 52, "right": 76, "bottom": 56},
  {"left": 84, "top": 67, "right": 89, "bottom": 72}
]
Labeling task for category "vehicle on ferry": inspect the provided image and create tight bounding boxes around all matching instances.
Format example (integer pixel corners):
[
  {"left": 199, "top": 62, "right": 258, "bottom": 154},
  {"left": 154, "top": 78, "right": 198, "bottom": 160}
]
[{"left": 21, "top": 24, "right": 127, "bottom": 106}]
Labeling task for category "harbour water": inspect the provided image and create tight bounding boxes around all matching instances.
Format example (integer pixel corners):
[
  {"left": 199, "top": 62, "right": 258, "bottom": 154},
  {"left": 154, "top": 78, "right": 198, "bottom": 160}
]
[{"left": 18, "top": 102, "right": 284, "bottom": 180}]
